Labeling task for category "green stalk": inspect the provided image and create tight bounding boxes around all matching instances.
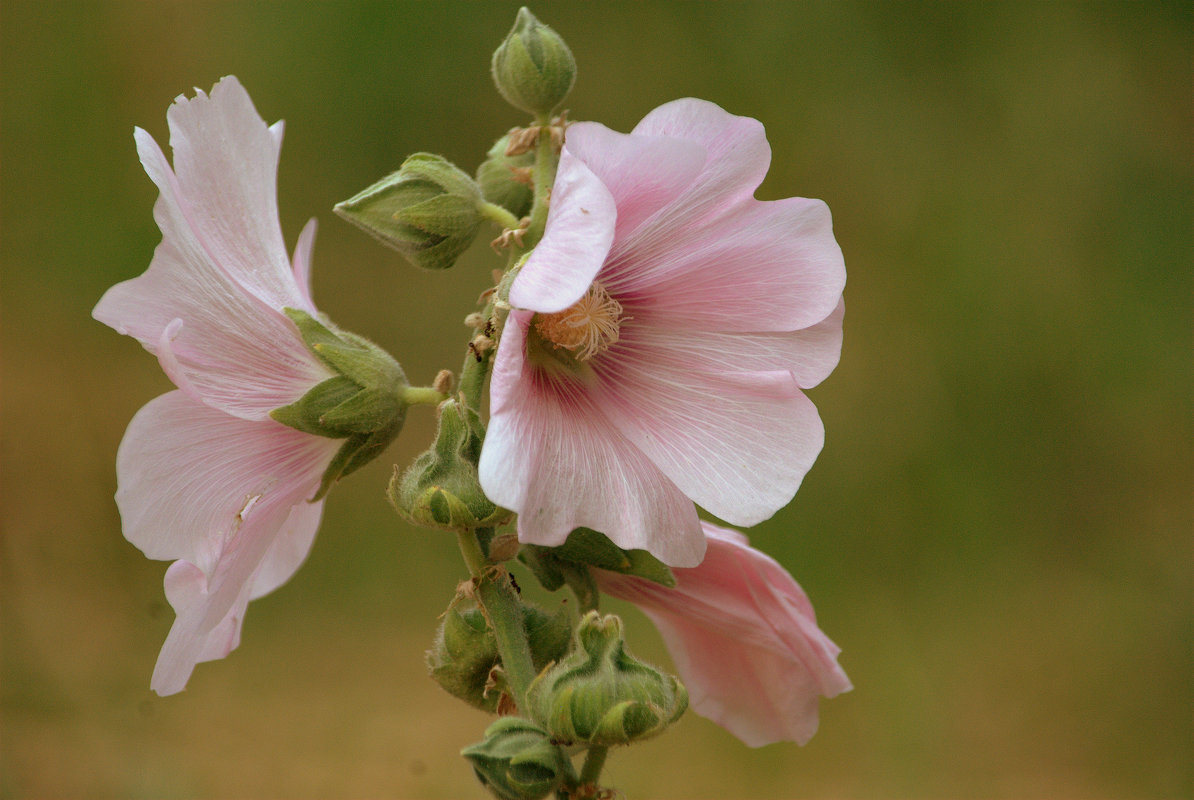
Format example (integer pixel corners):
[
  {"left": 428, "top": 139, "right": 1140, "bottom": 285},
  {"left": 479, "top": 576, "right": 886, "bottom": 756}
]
[
  {"left": 578, "top": 745, "right": 609, "bottom": 788},
  {"left": 457, "top": 529, "right": 537, "bottom": 710},
  {"left": 523, "top": 114, "right": 558, "bottom": 249}
]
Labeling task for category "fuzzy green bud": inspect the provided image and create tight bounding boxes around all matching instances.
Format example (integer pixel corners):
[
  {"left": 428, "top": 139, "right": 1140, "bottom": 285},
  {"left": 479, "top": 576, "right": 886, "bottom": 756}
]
[
  {"left": 461, "top": 717, "right": 571, "bottom": 800},
  {"left": 476, "top": 134, "right": 535, "bottom": 220},
  {"left": 428, "top": 604, "right": 571, "bottom": 713},
  {"left": 389, "top": 399, "right": 509, "bottom": 531},
  {"left": 270, "top": 308, "right": 408, "bottom": 499},
  {"left": 527, "top": 611, "right": 687, "bottom": 747},
  {"left": 491, "top": 8, "right": 576, "bottom": 116},
  {"left": 334, "top": 153, "right": 484, "bottom": 270}
]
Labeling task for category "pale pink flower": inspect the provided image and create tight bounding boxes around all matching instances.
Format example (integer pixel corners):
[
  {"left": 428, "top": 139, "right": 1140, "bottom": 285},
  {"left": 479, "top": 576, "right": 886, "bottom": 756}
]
[
  {"left": 94, "top": 76, "right": 341, "bottom": 695},
  {"left": 594, "top": 522, "right": 851, "bottom": 747},
  {"left": 479, "top": 99, "right": 846, "bottom": 567}
]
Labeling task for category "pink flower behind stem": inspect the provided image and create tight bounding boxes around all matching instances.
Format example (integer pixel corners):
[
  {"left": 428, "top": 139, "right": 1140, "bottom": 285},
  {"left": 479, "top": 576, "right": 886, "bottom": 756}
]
[
  {"left": 94, "top": 77, "right": 342, "bottom": 695},
  {"left": 480, "top": 98, "right": 846, "bottom": 568},
  {"left": 594, "top": 522, "right": 851, "bottom": 747}
]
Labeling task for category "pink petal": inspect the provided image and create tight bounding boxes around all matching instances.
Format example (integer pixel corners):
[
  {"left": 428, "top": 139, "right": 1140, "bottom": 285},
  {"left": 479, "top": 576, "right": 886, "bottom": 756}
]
[
  {"left": 592, "top": 341, "right": 824, "bottom": 528},
  {"left": 632, "top": 98, "right": 771, "bottom": 207},
  {"left": 594, "top": 522, "right": 851, "bottom": 747},
  {"left": 290, "top": 217, "right": 319, "bottom": 312},
  {"left": 92, "top": 77, "right": 331, "bottom": 420},
  {"left": 604, "top": 195, "right": 846, "bottom": 334},
  {"left": 509, "top": 150, "right": 618, "bottom": 313},
  {"left": 479, "top": 311, "right": 706, "bottom": 566},
  {"left": 114, "top": 391, "right": 338, "bottom": 582},
  {"left": 151, "top": 559, "right": 248, "bottom": 695},
  {"left": 561, "top": 122, "right": 706, "bottom": 243},
  {"left": 627, "top": 299, "right": 845, "bottom": 390},
  {"left": 163, "top": 77, "right": 306, "bottom": 310},
  {"left": 150, "top": 494, "right": 320, "bottom": 695}
]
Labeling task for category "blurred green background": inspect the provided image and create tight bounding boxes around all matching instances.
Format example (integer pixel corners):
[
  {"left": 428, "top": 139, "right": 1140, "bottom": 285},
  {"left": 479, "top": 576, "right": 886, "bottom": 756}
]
[{"left": 2, "top": 2, "right": 1190, "bottom": 798}]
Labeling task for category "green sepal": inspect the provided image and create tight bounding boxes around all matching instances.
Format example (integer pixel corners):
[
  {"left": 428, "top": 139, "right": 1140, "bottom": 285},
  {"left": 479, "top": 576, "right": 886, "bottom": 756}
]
[
  {"left": 269, "top": 376, "right": 362, "bottom": 438},
  {"left": 520, "top": 528, "right": 676, "bottom": 592},
  {"left": 312, "top": 420, "right": 405, "bottom": 501},
  {"left": 274, "top": 307, "right": 410, "bottom": 500}
]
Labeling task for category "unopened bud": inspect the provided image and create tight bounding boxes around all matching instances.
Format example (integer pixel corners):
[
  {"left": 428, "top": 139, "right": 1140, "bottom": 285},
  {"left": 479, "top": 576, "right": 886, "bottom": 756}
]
[
  {"left": 527, "top": 611, "right": 687, "bottom": 746},
  {"left": 429, "top": 603, "right": 571, "bottom": 713},
  {"left": 389, "top": 399, "right": 508, "bottom": 531},
  {"left": 461, "top": 717, "right": 571, "bottom": 800},
  {"left": 491, "top": 8, "right": 576, "bottom": 116},
  {"left": 477, "top": 133, "right": 535, "bottom": 219},
  {"left": 335, "top": 153, "right": 484, "bottom": 270}
]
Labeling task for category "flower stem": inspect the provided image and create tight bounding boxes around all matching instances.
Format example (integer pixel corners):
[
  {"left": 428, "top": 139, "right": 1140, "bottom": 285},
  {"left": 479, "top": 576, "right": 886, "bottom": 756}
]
[
  {"left": 400, "top": 386, "right": 448, "bottom": 406},
  {"left": 480, "top": 201, "right": 522, "bottom": 232},
  {"left": 524, "top": 117, "right": 558, "bottom": 249},
  {"left": 457, "top": 528, "right": 537, "bottom": 711},
  {"left": 578, "top": 745, "right": 609, "bottom": 788}
]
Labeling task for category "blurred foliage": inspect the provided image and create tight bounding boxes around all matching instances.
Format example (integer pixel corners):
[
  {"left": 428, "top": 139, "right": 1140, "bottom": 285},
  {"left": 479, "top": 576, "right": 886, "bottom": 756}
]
[{"left": 2, "top": 2, "right": 1190, "bottom": 798}]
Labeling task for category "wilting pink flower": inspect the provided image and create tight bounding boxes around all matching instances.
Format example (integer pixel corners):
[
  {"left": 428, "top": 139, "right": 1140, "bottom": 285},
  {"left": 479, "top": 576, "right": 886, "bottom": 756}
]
[
  {"left": 479, "top": 98, "right": 846, "bottom": 567},
  {"left": 594, "top": 522, "right": 851, "bottom": 747},
  {"left": 94, "top": 76, "right": 341, "bottom": 695}
]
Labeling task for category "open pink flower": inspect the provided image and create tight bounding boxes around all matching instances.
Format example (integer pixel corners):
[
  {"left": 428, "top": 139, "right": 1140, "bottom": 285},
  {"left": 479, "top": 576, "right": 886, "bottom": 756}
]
[
  {"left": 594, "top": 522, "right": 851, "bottom": 747},
  {"left": 479, "top": 99, "right": 846, "bottom": 567},
  {"left": 94, "top": 76, "right": 341, "bottom": 694}
]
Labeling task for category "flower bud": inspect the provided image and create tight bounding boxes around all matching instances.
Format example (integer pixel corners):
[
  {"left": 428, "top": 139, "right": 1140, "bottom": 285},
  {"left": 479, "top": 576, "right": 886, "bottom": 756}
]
[
  {"left": 491, "top": 8, "right": 576, "bottom": 116},
  {"left": 461, "top": 717, "right": 571, "bottom": 800},
  {"left": 334, "top": 153, "right": 484, "bottom": 270},
  {"left": 527, "top": 611, "right": 687, "bottom": 746},
  {"left": 270, "top": 308, "right": 408, "bottom": 499},
  {"left": 428, "top": 604, "right": 571, "bottom": 713},
  {"left": 476, "top": 134, "right": 535, "bottom": 219},
  {"left": 389, "top": 399, "right": 509, "bottom": 531}
]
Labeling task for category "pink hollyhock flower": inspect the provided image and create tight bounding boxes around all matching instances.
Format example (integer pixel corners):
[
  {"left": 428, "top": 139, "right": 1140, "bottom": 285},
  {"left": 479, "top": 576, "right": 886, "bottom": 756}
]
[
  {"left": 479, "top": 98, "right": 846, "bottom": 567},
  {"left": 94, "top": 76, "right": 344, "bottom": 695},
  {"left": 593, "top": 522, "right": 851, "bottom": 747}
]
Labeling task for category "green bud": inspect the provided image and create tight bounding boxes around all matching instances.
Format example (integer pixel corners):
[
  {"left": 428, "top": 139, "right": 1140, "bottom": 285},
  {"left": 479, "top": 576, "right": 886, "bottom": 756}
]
[
  {"left": 389, "top": 399, "right": 510, "bottom": 532},
  {"left": 461, "top": 717, "right": 571, "bottom": 800},
  {"left": 334, "top": 153, "right": 484, "bottom": 270},
  {"left": 476, "top": 134, "right": 535, "bottom": 219},
  {"left": 428, "top": 603, "right": 571, "bottom": 713},
  {"left": 271, "top": 308, "right": 408, "bottom": 499},
  {"left": 527, "top": 612, "right": 687, "bottom": 747},
  {"left": 491, "top": 8, "right": 576, "bottom": 116}
]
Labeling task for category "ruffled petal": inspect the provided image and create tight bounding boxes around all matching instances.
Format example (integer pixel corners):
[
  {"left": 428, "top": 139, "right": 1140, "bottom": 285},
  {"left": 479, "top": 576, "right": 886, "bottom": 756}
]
[
  {"left": 479, "top": 312, "right": 706, "bottom": 566},
  {"left": 509, "top": 151, "right": 617, "bottom": 313},
  {"left": 594, "top": 522, "right": 851, "bottom": 746},
  {"left": 114, "top": 391, "right": 339, "bottom": 580},
  {"left": 561, "top": 122, "right": 706, "bottom": 243},
  {"left": 163, "top": 76, "right": 306, "bottom": 310},
  {"left": 92, "top": 77, "right": 331, "bottom": 420},
  {"left": 592, "top": 339, "right": 824, "bottom": 527},
  {"left": 632, "top": 98, "right": 772, "bottom": 206}
]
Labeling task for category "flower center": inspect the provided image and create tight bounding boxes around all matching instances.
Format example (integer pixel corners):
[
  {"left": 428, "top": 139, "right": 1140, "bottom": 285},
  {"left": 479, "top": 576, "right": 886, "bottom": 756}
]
[{"left": 533, "top": 282, "right": 624, "bottom": 362}]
